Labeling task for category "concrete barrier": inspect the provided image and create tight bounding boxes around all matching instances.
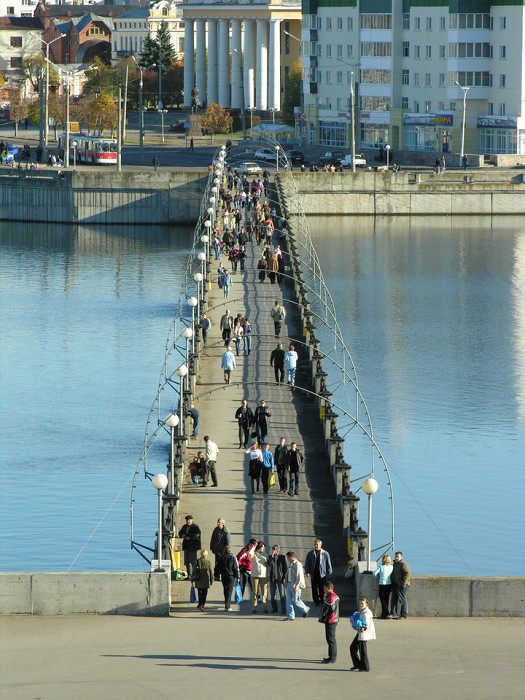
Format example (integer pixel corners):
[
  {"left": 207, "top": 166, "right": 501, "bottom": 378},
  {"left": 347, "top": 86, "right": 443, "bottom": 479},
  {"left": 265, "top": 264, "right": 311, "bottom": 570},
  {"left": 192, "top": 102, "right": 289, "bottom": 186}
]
[
  {"left": 0, "top": 572, "right": 171, "bottom": 616},
  {"left": 358, "top": 573, "right": 525, "bottom": 617}
]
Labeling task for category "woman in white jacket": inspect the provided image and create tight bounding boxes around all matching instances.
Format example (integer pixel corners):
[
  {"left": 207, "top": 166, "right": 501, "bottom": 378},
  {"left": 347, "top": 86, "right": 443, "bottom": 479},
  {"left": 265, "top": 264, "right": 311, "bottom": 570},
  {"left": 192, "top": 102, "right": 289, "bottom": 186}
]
[
  {"left": 350, "top": 597, "right": 376, "bottom": 672},
  {"left": 251, "top": 541, "right": 269, "bottom": 613}
]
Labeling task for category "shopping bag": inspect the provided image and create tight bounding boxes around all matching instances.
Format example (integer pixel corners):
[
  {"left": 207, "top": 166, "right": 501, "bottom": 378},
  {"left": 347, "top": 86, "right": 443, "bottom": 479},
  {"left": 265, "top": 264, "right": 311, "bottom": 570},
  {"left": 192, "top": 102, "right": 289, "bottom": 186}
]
[
  {"left": 190, "top": 585, "right": 197, "bottom": 603},
  {"left": 269, "top": 473, "right": 276, "bottom": 489},
  {"left": 234, "top": 582, "right": 243, "bottom": 604}
]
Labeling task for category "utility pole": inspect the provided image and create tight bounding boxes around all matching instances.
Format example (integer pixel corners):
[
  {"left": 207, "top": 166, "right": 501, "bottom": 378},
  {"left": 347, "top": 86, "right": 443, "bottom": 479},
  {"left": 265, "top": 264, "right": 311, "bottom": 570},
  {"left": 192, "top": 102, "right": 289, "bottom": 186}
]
[
  {"left": 139, "top": 68, "right": 144, "bottom": 164},
  {"left": 117, "top": 87, "right": 122, "bottom": 172},
  {"left": 122, "top": 63, "right": 129, "bottom": 142},
  {"left": 64, "top": 77, "right": 70, "bottom": 168},
  {"left": 350, "top": 72, "right": 356, "bottom": 173},
  {"left": 158, "top": 43, "right": 163, "bottom": 110}
]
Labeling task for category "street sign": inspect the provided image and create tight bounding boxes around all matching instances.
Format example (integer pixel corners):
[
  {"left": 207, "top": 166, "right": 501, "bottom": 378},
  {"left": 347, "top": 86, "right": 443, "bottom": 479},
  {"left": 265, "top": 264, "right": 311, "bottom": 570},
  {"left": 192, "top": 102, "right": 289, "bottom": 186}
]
[
  {"left": 299, "top": 112, "right": 306, "bottom": 120},
  {"left": 70, "top": 121, "right": 80, "bottom": 133},
  {"left": 183, "top": 121, "right": 190, "bottom": 129}
]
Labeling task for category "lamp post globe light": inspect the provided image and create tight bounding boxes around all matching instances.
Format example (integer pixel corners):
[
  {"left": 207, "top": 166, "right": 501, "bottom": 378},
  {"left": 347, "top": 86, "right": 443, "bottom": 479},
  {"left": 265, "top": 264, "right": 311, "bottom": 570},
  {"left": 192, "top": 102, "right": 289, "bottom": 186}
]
[
  {"left": 188, "top": 296, "right": 198, "bottom": 352},
  {"left": 152, "top": 472, "right": 168, "bottom": 572},
  {"left": 176, "top": 363, "right": 188, "bottom": 432},
  {"left": 182, "top": 325, "right": 193, "bottom": 366},
  {"left": 455, "top": 81, "right": 470, "bottom": 161},
  {"left": 209, "top": 196, "right": 215, "bottom": 204},
  {"left": 73, "top": 140, "right": 78, "bottom": 170},
  {"left": 362, "top": 477, "right": 379, "bottom": 573},
  {"left": 385, "top": 144, "right": 391, "bottom": 170},
  {"left": 165, "top": 413, "right": 179, "bottom": 493}
]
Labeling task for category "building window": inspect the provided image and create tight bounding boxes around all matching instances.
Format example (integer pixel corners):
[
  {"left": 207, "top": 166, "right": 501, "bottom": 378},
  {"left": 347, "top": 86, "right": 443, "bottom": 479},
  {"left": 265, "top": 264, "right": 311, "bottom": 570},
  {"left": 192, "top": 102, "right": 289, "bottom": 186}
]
[
  {"left": 347, "top": 17, "right": 353, "bottom": 30},
  {"left": 347, "top": 72, "right": 353, "bottom": 85},
  {"left": 450, "top": 102, "right": 456, "bottom": 111},
  {"left": 317, "top": 17, "right": 322, "bottom": 29},
  {"left": 337, "top": 70, "right": 343, "bottom": 84},
  {"left": 425, "top": 100, "right": 431, "bottom": 113},
  {"left": 499, "top": 74, "right": 506, "bottom": 88},
  {"left": 500, "top": 46, "right": 506, "bottom": 59},
  {"left": 319, "top": 121, "right": 347, "bottom": 147},
  {"left": 360, "top": 14, "right": 392, "bottom": 30},
  {"left": 440, "top": 45, "right": 446, "bottom": 59},
  {"left": 402, "top": 69, "right": 409, "bottom": 85},
  {"left": 449, "top": 43, "right": 492, "bottom": 58},
  {"left": 326, "top": 71, "right": 332, "bottom": 84},
  {"left": 426, "top": 46, "right": 431, "bottom": 59},
  {"left": 487, "top": 102, "right": 493, "bottom": 115},
  {"left": 499, "top": 103, "right": 506, "bottom": 116},
  {"left": 414, "top": 45, "right": 421, "bottom": 59},
  {"left": 439, "top": 73, "right": 445, "bottom": 87},
  {"left": 337, "top": 44, "right": 343, "bottom": 58},
  {"left": 10, "top": 57, "right": 22, "bottom": 68},
  {"left": 500, "top": 16, "right": 506, "bottom": 30},
  {"left": 326, "top": 17, "right": 332, "bottom": 30},
  {"left": 337, "top": 17, "right": 343, "bottom": 30},
  {"left": 414, "top": 72, "right": 420, "bottom": 86},
  {"left": 316, "top": 70, "right": 321, "bottom": 83},
  {"left": 449, "top": 71, "right": 492, "bottom": 87},
  {"left": 438, "top": 102, "right": 445, "bottom": 110},
  {"left": 317, "top": 45, "right": 322, "bottom": 57},
  {"left": 326, "top": 45, "right": 332, "bottom": 58},
  {"left": 360, "top": 96, "right": 391, "bottom": 111},
  {"left": 414, "top": 101, "right": 420, "bottom": 112},
  {"left": 426, "top": 17, "right": 432, "bottom": 30},
  {"left": 414, "top": 17, "right": 421, "bottom": 30},
  {"left": 440, "top": 17, "right": 446, "bottom": 30},
  {"left": 10, "top": 36, "right": 22, "bottom": 47},
  {"left": 401, "top": 96, "right": 409, "bottom": 109},
  {"left": 360, "top": 69, "right": 392, "bottom": 84},
  {"left": 402, "top": 41, "right": 409, "bottom": 57},
  {"left": 162, "top": 7, "right": 168, "bottom": 15},
  {"left": 7, "top": 6, "right": 14, "bottom": 14},
  {"left": 347, "top": 45, "right": 353, "bottom": 58},
  {"left": 449, "top": 14, "right": 492, "bottom": 30},
  {"left": 360, "top": 123, "right": 389, "bottom": 149},
  {"left": 361, "top": 42, "right": 392, "bottom": 57},
  {"left": 337, "top": 97, "right": 343, "bottom": 110},
  {"left": 403, "top": 13, "right": 410, "bottom": 30},
  {"left": 327, "top": 97, "right": 332, "bottom": 109},
  {"left": 425, "top": 73, "right": 432, "bottom": 87}
]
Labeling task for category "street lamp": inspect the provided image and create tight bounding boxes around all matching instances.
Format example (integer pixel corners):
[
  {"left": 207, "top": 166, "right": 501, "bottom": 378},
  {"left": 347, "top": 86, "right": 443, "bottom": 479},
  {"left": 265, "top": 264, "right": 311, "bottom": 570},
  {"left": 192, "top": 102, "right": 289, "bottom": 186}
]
[
  {"left": 455, "top": 81, "right": 470, "bottom": 161},
  {"left": 275, "top": 144, "right": 280, "bottom": 173},
  {"left": 188, "top": 296, "right": 198, "bottom": 352},
  {"left": 30, "top": 32, "right": 65, "bottom": 150},
  {"left": 175, "top": 364, "right": 188, "bottom": 434},
  {"left": 72, "top": 140, "right": 77, "bottom": 170},
  {"left": 193, "top": 271, "right": 203, "bottom": 320},
  {"left": 158, "top": 109, "right": 168, "bottom": 143},
  {"left": 152, "top": 472, "right": 168, "bottom": 572},
  {"left": 362, "top": 477, "right": 379, "bottom": 573},
  {"left": 182, "top": 326, "right": 193, "bottom": 380},
  {"left": 164, "top": 413, "right": 179, "bottom": 494},
  {"left": 385, "top": 144, "right": 391, "bottom": 169},
  {"left": 350, "top": 71, "right": 356, "bottom": 173}
]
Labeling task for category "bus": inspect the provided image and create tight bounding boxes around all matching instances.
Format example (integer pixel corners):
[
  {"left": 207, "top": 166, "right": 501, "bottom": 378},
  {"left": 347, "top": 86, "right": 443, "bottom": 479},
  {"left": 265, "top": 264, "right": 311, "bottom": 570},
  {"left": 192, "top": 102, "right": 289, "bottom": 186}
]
[{"left": 58, "top": 135, "right": 117, "bottom": 165}]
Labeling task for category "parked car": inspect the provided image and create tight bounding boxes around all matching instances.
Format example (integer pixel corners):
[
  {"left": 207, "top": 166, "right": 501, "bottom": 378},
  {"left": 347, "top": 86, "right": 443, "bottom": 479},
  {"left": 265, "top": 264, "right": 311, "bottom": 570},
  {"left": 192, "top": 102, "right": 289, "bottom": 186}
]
[
  {"left": 341, "top": 153, "right": 367, "bottom": 168},
  {"left": 235, "top": 161, "right": 263, "bottom": 175},
  {"left": 254, "top": 147, "right": 278, "bottom": 162},
  {"left": 319, "top": 150, "right": 346, "bottom": 167},
  {"left": 284, "top": 150, "right": 305, "bottom": 164}
]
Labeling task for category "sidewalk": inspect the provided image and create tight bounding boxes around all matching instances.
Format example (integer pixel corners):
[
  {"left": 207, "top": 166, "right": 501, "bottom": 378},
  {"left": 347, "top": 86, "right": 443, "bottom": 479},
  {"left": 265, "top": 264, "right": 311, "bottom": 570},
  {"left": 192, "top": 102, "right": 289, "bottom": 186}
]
[{"left": 1, "top": 613, "right": 523, "bottom": 699}]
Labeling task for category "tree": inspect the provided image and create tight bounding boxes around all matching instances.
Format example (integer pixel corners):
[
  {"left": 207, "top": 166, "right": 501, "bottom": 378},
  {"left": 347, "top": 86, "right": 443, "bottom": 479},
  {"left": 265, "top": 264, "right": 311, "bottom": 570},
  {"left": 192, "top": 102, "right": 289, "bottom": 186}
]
[
  {"left": 22, "top": 54, "right": 60, "bottom": 93},
  {"left": 139, "top": 22, "right": 175, "bottom": 70},
  {"left": 0, "top": 72, "right": 5, "bottom": 89},
  {"left": 83, "top": 57, "right": 118, "bottom": 97},
  {"left": 282, "top": 60, "right": 301, "bottom": 126},
  {"left": 201, "top": 102, "right": 232, "bottom": 142},
  {"left": 70, "top": 93, "right": 97, "bottom": 131},
  {"left": 164, "top": 60, "right": 184, "bottom": 107},
  {"left": 88, "top": 93, "right": 117, "bottom": 134}
]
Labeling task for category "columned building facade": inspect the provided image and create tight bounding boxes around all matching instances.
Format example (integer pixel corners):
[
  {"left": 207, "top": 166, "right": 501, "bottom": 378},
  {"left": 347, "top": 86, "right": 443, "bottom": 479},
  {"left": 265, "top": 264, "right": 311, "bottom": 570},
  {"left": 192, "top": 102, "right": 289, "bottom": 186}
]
[{"left": 182, "top": 0, "right": 301, "bottom": 112}]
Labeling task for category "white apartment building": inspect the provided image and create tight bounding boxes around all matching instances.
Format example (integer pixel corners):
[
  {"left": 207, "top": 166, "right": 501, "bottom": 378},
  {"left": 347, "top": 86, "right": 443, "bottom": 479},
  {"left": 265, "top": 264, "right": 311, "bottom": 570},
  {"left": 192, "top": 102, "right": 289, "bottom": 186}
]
[
  {"left": 0, "top": 0, "right": 37, "bottom": 17},
  {"left": 301, "top": 0, "right": 525, "bottom": 155}
]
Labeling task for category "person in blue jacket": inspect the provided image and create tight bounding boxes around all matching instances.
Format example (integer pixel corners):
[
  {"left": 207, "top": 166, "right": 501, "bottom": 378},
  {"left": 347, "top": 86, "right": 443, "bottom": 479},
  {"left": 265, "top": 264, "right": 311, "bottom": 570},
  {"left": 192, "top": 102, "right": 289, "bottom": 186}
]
[
  {"left": 305, "top": 538, "right": 333, "bottom": 606},
  {"left": 261, "top": 443, "right": 275, "bottom": 494}
]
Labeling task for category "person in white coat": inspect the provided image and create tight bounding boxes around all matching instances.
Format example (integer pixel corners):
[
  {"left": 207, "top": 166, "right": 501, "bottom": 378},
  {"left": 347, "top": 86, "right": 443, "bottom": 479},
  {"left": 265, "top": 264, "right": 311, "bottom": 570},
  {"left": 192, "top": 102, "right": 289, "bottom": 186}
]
[
  {"left": 350, "top": 597, "right": 376, "bottom": 672},
  {"left": 251, "top": 541, "right": 269, "bottom": 613},
  {"left": 284, "top": 551, "right": 309, "bottom": 620},
  {"left": 284, "top": 344, "right": 298, "bottom": 385}
]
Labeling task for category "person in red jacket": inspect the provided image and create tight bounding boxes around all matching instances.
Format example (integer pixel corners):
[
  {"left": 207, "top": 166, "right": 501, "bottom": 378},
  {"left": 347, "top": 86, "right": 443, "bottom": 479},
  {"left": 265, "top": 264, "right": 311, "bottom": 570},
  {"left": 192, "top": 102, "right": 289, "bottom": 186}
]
[
  {"left": 236, "top": 539, "right": 257, "bottom": 595},
  {"left": 319, "top": 581, "right": 340, "bottom": 664}
]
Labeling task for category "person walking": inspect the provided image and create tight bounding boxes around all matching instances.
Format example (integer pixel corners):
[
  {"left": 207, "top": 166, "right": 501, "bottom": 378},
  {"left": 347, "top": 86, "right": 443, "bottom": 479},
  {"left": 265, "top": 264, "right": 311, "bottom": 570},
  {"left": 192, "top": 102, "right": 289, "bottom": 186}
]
[
  {"left": 270, "top": 300, "right": 287, "bottom": 337},
  {"left": 233, "top": 319, "right": 244, "bottom": 356},
  {"left": 203, "top": 435, "right": 219, "bottom": 487},
  {"left": 374, "top": 554, "right": 393, "bottom": 618},
  {"left": 284, "top": 551, "right": 309, "bottom": 620},
  {"left": 235, "top": 399, "right": 254, "bottom": 449},
  {"left": 243, "top": 318, "right": 252, "bottom": 355},
  {"left": 257, "top": 255, "right": 267, "bottom": 282},
  {"left": 152, "top": 154, "right": 159, "bottom": 171},
  {"left": 221, "top": 346, "right": 236, "bottom": 384},
  {"left": 274, "top": 437, "right": 289, "bottom": 493},
  {"left": 270, "top": 343, "right": 285, "bottom": 384},
  {"left": 214, "top": 546, "right": 240, "bottom": 611},
  {"left": 192, "top": 549, "right": 213, "bottom": 611},
  {"left": 237, "top": 539, "right": 257, "bottom": 595},
  {"left": 350, "top": 597, "right": 376, "bottom": 672},
  {"left": 254, "top": 399, "right": 271, "bottom": 445},
  {"left": 305, "top": 538, "right": 333, "bottom": 606},
  {"left": 178, "top": 515, "right": 201, "bottom": 578},
  {"left": 222, "top": 269, "right": 232, "bottom": 298},
  {"left": 189, "top": 137, "right": 194, "bottom": 152},
  {"left": 261, "top": 443, "right": 275, "bottom": 494},
  {"left": 251, "top": 541, "right": 269, "bottom": 613},
  {"left": 320, "top": 582, "right": 340, "bottom": 663},
  {"left": 245, "top": 442, "right": 263, "bottom": 494},
  {"left": 267, "top": 544, "right": 287, "bottom": 614},
  {"left": 199, "top": 313, "right": 211, "bottom": 348},
  {"left": 209, "top": 518, "right": 231, "bottom": 565},
  {"left": 284, "top": 344, "right": 298, "bottom": 386},
  {"left": 219, "top": 309, "right": 233, "bottom": 345},
  {"left": 390, "top": 551, "right": 411, "bottom": 619},
  {"left": 286, "top": 442, "right": 304, "bottom": 496}
]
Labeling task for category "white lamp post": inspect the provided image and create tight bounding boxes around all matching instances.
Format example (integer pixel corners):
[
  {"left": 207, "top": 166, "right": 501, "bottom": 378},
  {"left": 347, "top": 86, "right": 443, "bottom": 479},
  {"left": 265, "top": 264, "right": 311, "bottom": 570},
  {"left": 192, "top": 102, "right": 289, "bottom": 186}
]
[
  {"left": 350, "top": 71, "right": 356, "bottom": 172},
  {"left": 385, "top": 144, "right": 391, "bottom": 170},
  {"left": 187, "top": 296, "right": 198, "bottom": 352},
  {"left": 182, "top": 326, "right": 193, "bottom": 384},
  {"left": 158, "top": 108, "right": 168, "bottom": 143},
  {"left": 175, "top": 364, "right": 188, "bottom": 433},
  {"left": 73, "top": 140, "right": 78, "bottom": 170},
  {"left": 362, "top": 477, "right": 379, "bottom": 572},
  {"left": 152, "top": 472, "right": 168, "bottom": 571},
  {"left": 275, "top": 144, "right": 280, "bottom": 173},
  {"left": 455, "top": 81, "right": 470, "bottom": 161},
  {"left": 193, "top": 271, "right": 203, "bottom": 319},
  {"left": 164, "top": 413, "right": 179, "bottom": 493}
]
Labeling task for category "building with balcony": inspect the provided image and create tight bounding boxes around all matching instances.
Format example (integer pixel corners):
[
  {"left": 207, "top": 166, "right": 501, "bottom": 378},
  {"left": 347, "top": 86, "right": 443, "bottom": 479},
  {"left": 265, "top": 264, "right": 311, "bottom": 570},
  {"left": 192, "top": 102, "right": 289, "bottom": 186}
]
[{"left": 301, "top": 0, "right": 525, "bottom": 155}]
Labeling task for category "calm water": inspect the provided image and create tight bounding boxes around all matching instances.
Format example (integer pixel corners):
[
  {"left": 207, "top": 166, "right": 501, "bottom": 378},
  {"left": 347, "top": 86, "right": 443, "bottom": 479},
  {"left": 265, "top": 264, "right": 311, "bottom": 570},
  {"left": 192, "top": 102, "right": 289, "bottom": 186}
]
[{"left": 1, "top": 217, "right": 524, "bottom": 575}]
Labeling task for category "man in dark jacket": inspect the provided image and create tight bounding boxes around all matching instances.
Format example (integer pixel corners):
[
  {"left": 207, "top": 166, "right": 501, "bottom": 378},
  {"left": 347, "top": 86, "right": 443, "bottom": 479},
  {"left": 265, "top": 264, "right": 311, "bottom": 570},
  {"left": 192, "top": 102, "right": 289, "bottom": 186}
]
[
  {"left": 209, "top": 518, "right": 231, "bottom": 563},
  {"left": 178, "top": 515, "right": 201, "bottom": 578},
  {"left": 267, "top": 544, "right": 288, "bottom": 614},
  {"left": 234, "top": 399, "right": 254, "bottom": 448},
  {"left": 390, "top": 551, "right": 411, "bottom": 619},
  {"left": 270, "top": 343, "right": 285, "bottom": 384},
  {"left": 286, "top": 442, "right": 304, "bottom": 496},
  {"left": 214, "top": 546, "right": 240, "bottom": 611},
  {"left": 305, "top": 538, "right": 333, "bottom": 606},
  {"left": 274, "top": 437, "right": 289, "bottom": 493},
  {"left": 254, "top": 399, "right": 271, "bottom": 445}
]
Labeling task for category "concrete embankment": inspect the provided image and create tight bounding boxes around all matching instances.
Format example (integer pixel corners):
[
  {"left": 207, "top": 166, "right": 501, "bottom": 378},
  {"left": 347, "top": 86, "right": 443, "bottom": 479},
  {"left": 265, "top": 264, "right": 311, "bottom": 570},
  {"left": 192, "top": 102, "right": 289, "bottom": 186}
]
[{"left": 1, "top": 168, "right": 525, "bottom": 224}]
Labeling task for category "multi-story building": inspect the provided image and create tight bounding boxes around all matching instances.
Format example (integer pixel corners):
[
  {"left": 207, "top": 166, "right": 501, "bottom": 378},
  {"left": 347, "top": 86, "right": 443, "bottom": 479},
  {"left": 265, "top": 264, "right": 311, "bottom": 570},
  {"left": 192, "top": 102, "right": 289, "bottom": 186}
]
[
  {"left": 0, "top": 15, "right": 43, "bottom": 78},
  {"left": 301, "top": 0, "right": 525, "bottom": 155}
]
